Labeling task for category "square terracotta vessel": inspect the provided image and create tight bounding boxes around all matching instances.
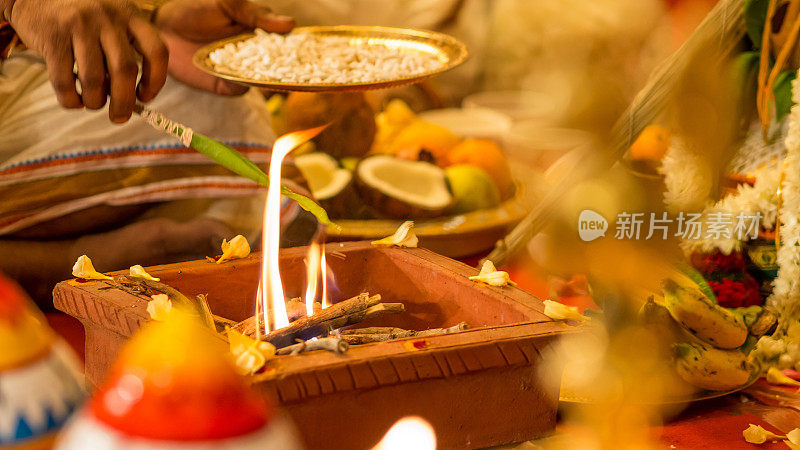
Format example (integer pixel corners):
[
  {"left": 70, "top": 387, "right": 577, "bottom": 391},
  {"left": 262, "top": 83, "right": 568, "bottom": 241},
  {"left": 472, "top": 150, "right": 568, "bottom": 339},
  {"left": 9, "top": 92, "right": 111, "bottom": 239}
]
[{"left": 54, "top": 241, "right": 572, "bottom": 449}]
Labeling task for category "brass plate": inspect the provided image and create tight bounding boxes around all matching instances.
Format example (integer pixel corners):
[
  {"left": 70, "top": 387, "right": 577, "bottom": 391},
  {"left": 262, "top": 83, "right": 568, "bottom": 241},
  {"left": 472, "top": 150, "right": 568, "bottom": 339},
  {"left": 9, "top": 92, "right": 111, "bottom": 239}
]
[
  {"left": 192, "top": 26, "right": 468, "bottom": 92},
  {"left": 560, "top": 373, "right": 760, "bottom": 405}
]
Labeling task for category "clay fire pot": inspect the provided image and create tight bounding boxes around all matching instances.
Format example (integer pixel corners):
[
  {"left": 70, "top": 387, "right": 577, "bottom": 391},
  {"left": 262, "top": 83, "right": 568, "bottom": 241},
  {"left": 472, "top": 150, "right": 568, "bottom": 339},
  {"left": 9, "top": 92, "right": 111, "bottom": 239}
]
[{"left": 53, "top": 242, "right": 575, "bottom": 449}]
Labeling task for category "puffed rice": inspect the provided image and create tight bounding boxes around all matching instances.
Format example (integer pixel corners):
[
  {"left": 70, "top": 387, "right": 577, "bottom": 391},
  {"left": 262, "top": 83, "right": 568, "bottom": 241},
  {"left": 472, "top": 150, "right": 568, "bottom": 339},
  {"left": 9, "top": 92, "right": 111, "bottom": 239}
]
[{"left": 208, "top": 29, "right": 444, "bottom": 84}]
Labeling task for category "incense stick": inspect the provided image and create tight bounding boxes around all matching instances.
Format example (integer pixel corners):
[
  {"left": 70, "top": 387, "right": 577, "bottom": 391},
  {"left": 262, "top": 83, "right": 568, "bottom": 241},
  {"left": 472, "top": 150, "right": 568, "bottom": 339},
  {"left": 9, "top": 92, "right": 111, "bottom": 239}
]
[{"left": 483, "top": 0, "right": 747, "bottom": 268}]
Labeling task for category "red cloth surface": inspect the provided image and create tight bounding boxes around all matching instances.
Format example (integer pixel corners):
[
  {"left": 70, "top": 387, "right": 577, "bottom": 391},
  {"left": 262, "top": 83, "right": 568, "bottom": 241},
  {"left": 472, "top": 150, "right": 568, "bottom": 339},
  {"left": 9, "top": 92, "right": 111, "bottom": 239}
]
[
  {"left": 46, "top": 313, "right": 85, "bottom": 362},
  {"left": 655, "top": 411, "right": 787, "bottom": 449}
]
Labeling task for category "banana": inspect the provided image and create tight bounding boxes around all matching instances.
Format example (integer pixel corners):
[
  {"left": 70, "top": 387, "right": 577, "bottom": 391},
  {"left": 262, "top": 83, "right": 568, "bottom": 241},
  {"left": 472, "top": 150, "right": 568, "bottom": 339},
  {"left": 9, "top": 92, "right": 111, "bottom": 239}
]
[
  {"left": 638, "top": 296, "right": 688, "bottom": 345},
  {"left": 662, "top": 279, "right": 748, "bottom": 349},
  {"left": 673, "top": 342, "right": 753, "bottom": 391}
]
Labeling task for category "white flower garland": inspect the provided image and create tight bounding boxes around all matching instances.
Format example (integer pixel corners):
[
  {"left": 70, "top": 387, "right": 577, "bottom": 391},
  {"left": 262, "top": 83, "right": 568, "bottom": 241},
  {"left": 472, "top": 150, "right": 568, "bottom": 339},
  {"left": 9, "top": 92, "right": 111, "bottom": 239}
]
[
  {"left": 660, "top": 70, "right": 800, "bottom": 370},
  {"left": 662, "top": 139, "right": 781, "bottom": 255},
  {"left": 768, "top": 69, "right": 800, "bottom": 316}
]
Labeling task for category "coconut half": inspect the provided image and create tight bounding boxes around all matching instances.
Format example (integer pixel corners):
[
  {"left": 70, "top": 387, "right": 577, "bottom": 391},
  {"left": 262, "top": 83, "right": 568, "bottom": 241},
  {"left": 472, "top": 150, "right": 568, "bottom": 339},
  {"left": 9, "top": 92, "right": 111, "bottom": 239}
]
[
  {"left": 356, "top": 155, "right": 453, "bottom": 219},
  {"left": 294, "top": 152, "right": 352, "bottom": 200},
  {"left": 294, "top": 152, "right": 360, "bottom": 219}
]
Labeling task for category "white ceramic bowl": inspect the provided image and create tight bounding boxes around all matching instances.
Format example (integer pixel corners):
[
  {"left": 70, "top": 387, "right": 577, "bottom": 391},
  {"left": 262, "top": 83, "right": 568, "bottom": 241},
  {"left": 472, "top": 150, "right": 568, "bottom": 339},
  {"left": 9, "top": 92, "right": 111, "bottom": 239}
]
[
  {"left": 417, "top": 107, "right": 512, "bottom": 141},
  {"left": 462, "top": 90, "right": 562, "bottom": 123},
  {"left": 502, "top": 122, "right": 593, "bottom": 171}
]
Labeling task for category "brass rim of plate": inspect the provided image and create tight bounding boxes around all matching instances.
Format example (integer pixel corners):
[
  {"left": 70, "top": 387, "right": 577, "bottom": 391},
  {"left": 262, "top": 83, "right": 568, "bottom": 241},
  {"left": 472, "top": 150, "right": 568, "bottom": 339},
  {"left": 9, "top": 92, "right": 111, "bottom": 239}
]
[{"left": 192, "top": 25, "right": 469, "bottom": 92}]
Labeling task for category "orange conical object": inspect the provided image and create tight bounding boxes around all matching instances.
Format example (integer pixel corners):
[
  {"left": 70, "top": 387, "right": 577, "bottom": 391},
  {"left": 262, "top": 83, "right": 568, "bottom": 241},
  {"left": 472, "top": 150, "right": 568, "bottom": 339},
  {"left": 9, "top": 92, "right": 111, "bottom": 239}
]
[
  {"left": 0, "top": 272, "right": 85, "bottom": 448},
  {"left": 56, "top": 310, "right": 302, "bottom": 450},
  {"left": 0, "top": 275, "right": 54, "bottom": 371}
]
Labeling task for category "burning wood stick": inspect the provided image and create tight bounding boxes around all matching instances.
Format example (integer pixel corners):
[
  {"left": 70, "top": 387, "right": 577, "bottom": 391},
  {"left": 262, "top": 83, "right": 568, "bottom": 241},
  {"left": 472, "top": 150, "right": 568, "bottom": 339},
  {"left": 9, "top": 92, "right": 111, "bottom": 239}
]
[
  {"left": 234, "top": 293, "right": 405, "bottom": 348},
  {"left": 275, "top": 337, "right": 349, "bottom": 355},
  {"left": 339, "top": 322, "right": 468, "bottom": 345},
  {"left": 286, "top": 297, "right": 321, "bottom": 321}
]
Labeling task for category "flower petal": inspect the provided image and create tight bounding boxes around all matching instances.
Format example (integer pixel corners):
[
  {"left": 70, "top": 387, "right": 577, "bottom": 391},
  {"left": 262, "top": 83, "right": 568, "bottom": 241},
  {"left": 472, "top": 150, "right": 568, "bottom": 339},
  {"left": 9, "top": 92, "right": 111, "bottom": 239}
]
[
  {"left": 146, "top": 294, "right": 172, "bottom": 321},
  {"left": 72, "top": 255, "right": 113, "bottom": 280},
  {"left": 129, "top": 264, "right": 160, "bottom": 281},
  {"left": 742, "top": 424, "right": 784, "bottom": 444},
  {"left": 372, "top": 221, "right": 419, "bottom": 248},
  {"left": 217, "top": 235, "right": 251, "bottom": 264}
]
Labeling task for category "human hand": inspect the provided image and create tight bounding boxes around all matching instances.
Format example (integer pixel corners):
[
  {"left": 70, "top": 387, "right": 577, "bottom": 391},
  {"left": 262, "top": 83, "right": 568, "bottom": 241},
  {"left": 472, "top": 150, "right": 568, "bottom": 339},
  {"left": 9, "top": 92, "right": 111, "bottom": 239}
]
[
  {"left": 154, "top": 0, "right": 294, "bottom": 95},
  {"left": 4, "top": 0, "right": 168, "bottom": 123}
]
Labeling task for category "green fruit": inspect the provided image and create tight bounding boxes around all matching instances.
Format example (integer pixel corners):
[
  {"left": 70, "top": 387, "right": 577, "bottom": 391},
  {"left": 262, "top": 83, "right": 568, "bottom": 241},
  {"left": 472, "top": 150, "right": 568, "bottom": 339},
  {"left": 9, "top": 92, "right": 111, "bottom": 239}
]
[
  {"left": 445, "top": 165, "right": 501, "bottom": 214},
  {"left": 340, "top": 157, "right": 360, "bottom": 172}
]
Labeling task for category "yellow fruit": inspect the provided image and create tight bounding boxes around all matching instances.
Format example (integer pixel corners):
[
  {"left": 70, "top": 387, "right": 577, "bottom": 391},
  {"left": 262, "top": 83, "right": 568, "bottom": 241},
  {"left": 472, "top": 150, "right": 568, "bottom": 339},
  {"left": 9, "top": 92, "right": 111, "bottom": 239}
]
[
  {"left": 662, "top": 279, "right": 748, "bottom": 349},
  {"left": 444, "top": 139, "right": 515, "bottom": 199},
  {"left": 382, "top": 98, "right": 417, "bottom": 125},
  {"left": 629, "top": 125, "right": 670, "bottom": 161},
  {"left": 445, "top": 165, "right": 501, "bottom": 214},
  {"left": 387, "top": 121, "right": 461, "bottom": 162},
  {"left": 372, "top": 99, "right": 420, "bottom": 154},
  {"left": 673, "top": 342, "right": 752, "bottom": 391}
]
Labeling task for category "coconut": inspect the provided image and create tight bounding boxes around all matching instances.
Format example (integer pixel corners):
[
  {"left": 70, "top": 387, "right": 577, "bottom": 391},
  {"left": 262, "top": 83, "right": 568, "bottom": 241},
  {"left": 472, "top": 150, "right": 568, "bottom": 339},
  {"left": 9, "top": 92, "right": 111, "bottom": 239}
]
[
  {"left": 285, "top": 92, "right": 376, "bottom": 159},
  {"left": 294, "top": 153, "right": 370, "bottom": 219},
  {"left": 355, "top": 155, "right": 453, "bottom": 219}
]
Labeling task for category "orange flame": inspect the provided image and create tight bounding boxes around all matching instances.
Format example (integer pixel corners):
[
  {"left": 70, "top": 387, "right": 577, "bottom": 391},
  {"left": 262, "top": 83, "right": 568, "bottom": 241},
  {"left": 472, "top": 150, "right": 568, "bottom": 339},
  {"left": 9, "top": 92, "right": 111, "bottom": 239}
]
[
  {"left": 373, "top": 416, "right": 436, "bottom": 450},
  {"left": 304, "top": 241, "right": 332, "bottom": 314},
  {"left": 259, "top": 126, "right": 326, "bottom": 334},
  {"left": 321, "top": 247, "right": 329, "bottom": 309},
  {"left": 304, "top": 242, "right": 321, "bottom": 316}
]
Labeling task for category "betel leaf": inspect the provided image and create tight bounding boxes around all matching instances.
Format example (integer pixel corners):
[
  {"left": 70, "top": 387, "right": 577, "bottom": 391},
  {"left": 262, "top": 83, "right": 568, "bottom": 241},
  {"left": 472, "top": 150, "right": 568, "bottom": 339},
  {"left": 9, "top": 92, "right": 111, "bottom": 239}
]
[
  {"left": 190, "top": 133, "right": 338, "bottom": 229},
  {"left": 744, "top": 0, "right": 770, "bottom": 49},
  {"left": 731, "top": 51, "right": 761, "bottom": 110},
  {"left": 773, "top": 70, "right": 797, "bottom": 121}
]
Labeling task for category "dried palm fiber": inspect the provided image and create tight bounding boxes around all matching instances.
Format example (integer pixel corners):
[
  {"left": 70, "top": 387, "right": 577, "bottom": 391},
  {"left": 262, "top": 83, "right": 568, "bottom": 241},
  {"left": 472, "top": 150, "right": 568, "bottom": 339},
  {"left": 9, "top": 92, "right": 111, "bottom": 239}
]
[{"left": 484, "top": 0, "right": 746, "bottom": 267}]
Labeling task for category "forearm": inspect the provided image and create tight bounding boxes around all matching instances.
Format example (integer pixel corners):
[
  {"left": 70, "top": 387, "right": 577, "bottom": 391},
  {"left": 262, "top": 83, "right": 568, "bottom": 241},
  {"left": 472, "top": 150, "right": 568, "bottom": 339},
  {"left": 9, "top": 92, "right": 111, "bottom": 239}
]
[{"left": 0, "top": 238, "right": 77, "bottom": 305}]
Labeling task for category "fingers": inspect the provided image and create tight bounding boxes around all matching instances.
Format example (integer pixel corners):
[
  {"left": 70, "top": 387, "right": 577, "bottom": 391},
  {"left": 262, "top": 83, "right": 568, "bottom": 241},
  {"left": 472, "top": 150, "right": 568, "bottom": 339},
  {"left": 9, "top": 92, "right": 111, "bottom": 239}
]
[
  {"left": 128, "top": 16, "right": 168, "bottom": 103},
  {"left": 73, "top": 34, "right": 107, "bottom": 110},
  {"left": 100, "top": 25, "right": 139, "bottom": 123},
  {"left": 45, "top": 40, "right": 83, "bottom": 109},
  {"left": 160, "top": 30, "right": 248, "bottom": 96},
  {"left": 254, "top": 11, "right": 295, "bottom": 34},
  {"left": 219, "top": 0, "right": 294, "bottom": 34}
]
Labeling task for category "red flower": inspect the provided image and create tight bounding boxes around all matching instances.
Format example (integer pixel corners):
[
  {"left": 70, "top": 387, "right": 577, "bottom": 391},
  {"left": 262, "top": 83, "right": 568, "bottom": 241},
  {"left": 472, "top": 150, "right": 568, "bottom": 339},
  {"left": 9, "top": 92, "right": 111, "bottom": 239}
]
[
  {"left": 692, "top": 250, "right": 747, "bottom": 275},
  {"left": 708, "top": 276, "right": 762, "bottom": 308}
]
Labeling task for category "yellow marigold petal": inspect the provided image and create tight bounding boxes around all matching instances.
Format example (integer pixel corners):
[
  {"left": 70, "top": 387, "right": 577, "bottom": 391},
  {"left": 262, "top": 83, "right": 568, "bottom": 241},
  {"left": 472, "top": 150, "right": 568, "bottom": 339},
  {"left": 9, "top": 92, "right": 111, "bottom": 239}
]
[
  {"left": 788, "top": 428, "right": 800, "bottom": 445},
  {"left": 372, "top": 221, "right": 418, "bottom": 247},
  {"left": 217, "top": 235, "right": 251, "bottom": 264},
  {"left": 468, "top": 260, "right": 516, "bottom": 286},
  {"left": 129, "top": 264, "right": 159, "bottom": 281},
  {"left": 543, "top": 300, "right": 585, "bottom": 322},
  {"left": 72, "top": 255, "right": 112, "bottom": 280},
  {"left": 146, "top": 294, "right": 172, "bottom": 321},
  {"left": 742, "top": 424, "right": 784, "bottom": 444},
  {"left": 226, "top": 327, "right": 275, "bottom": 375},
  {"left": 766, "top": 367, "right": 800, "bottom": 387}
]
